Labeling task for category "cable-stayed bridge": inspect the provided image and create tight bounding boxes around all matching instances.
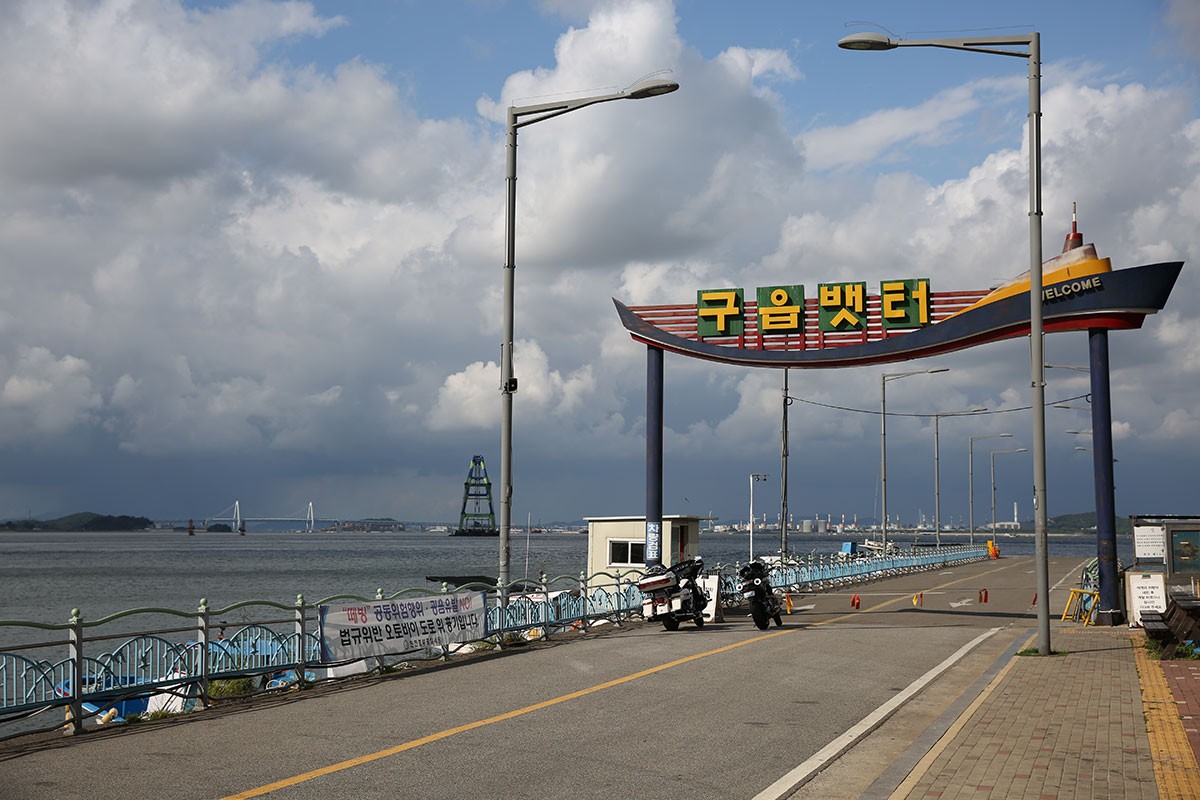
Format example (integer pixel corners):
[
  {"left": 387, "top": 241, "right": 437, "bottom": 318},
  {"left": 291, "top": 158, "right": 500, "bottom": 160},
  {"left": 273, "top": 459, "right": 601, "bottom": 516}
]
[{"left": 155, "top": 501, "right": 333, "bottom": 532}]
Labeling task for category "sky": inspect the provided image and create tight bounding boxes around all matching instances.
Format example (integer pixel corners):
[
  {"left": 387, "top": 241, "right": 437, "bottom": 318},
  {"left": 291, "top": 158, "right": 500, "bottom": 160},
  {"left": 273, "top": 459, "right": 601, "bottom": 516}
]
[{"left": 1, "top": 0, "right": 1199, "bottom": 528}]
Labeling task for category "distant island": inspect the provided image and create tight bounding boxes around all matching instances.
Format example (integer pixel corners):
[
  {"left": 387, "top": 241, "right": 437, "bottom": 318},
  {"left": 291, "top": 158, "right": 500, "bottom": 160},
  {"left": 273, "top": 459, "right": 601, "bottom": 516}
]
[{"left": 0, "top": 512, "right": 154, "bottom": 532}]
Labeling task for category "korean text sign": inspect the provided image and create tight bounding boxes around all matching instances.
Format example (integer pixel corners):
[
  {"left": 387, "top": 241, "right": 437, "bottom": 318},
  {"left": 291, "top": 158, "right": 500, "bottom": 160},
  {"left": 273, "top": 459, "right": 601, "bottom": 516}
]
[{"left": 318, "top": 592, "right": 488, "bottom": 662}]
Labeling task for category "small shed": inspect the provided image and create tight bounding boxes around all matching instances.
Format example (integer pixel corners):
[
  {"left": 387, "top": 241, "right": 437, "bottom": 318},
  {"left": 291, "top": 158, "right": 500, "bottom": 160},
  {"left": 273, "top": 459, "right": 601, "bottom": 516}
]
[{"left": 584, "top": 515, "right": 706, "bottom": 576}]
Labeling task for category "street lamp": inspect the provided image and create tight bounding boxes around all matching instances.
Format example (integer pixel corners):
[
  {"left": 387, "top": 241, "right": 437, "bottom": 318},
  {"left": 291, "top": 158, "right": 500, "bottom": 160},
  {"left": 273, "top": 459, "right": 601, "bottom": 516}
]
[
  {"left": 932, "top": 407, "right": 986, "bottom": 544},
  {"left": 881, "top": 368, "right": 948, "bottom": 551},
  {"left": 969, "top": 433, "right": 1012, "bottom": 544},
  {"left": 749, "top": 473, "right": 769, "bottom": 559},
  {"left": 499, "top": 77, "right": 678, "bottom": 588},
  {"left": 1075, "top": 446, "right": 1117, "bottom": 463},
  {"left": 840, "top": 29, "right": 1050, "bottom": 654},
  {"left": 991, "top": 448, "right": 1028, "bottom": 533}
]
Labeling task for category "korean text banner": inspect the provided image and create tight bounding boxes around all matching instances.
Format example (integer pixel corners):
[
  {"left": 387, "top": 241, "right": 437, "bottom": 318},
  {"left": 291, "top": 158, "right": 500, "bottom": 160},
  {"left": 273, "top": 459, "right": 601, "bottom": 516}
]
[{"left": 318, "top": 592, "right": 488, "bottom": 662}]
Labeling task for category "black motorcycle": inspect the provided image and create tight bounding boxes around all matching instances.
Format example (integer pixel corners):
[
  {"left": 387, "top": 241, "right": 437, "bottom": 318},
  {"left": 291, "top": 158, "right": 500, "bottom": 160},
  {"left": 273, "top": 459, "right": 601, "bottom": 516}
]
[
  {"left": 636, "top": 557, "right": 708, "bottom": 631},
  {"left": 738, "top": 560, "right": 784, "bottom": 630}
]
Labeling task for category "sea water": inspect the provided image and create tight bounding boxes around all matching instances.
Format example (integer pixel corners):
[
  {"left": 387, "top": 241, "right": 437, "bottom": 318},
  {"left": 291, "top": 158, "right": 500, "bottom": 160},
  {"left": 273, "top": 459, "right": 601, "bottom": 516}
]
[{"left": 0, "top": 528, "right": 1125, "bottom": 627}]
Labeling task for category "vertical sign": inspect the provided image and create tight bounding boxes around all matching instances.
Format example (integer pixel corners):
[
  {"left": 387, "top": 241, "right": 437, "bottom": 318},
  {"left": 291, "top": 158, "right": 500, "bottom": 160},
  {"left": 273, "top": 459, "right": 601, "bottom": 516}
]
[
  {"left": 645, "top": 521, "right": 661, "bottom": 565},
  {"left": 880, "top": 279, "right": 931, "bottom": 329},
  {"left": 756, "top": 285, "right": 804, "bottom": 333},
  {"left": 1134, "top": 525, "right": 1167, "bottom": 561},
  {"left": 1171, "top": 529, "right": 1200, "bottom": 573},
  {"left": 1125, "top": 572, "right": 1167, "bottom": 626},
  {"left": 697, "top": 288, "right": 743, "bottom": 338},
  {"left": 818, "top": 282, "right": 866, "bottom": 332}
]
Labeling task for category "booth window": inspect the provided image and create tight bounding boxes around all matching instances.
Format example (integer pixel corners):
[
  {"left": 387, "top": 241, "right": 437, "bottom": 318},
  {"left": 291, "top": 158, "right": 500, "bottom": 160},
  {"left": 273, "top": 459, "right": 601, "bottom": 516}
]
[{"left": 609, "top": 539, "right": 646, "bottom": 566}]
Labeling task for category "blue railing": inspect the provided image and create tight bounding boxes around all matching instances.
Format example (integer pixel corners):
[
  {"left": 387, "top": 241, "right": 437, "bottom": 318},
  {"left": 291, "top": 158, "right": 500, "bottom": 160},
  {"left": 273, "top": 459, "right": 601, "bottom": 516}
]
[{"left": 1, "top": 544, "right": 985, "bottom": 738}]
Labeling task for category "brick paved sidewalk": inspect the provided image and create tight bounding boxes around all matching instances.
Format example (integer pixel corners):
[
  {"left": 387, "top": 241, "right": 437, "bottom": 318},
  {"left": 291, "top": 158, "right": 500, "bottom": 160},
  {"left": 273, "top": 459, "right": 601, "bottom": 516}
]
[
  {"left": 889, "top": 627, "right": 1182, "bottom": 800},
  {"left": 1162, "top": 659, "right": 1200, "bottom": 765}
]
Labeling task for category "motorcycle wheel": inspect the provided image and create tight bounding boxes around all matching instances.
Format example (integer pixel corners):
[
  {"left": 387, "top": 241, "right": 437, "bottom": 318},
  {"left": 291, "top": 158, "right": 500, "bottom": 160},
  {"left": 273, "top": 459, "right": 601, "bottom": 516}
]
[
  {"left": 750, "top": 603, "right": 769, "bottom": 630},
  {"left": 693, "top": 613, "right": 705, "bottom": 628},
  {"left": 773, "top": 613, "right": 783, "bottom": 627},
  {"left": 662, "top": 616, "right": 680, "bottom": 631}
]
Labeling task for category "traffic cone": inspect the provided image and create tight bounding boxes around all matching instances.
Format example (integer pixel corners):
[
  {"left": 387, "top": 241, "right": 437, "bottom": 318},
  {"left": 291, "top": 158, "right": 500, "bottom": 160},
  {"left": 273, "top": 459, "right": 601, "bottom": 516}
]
[{"left": 979, "top": 588, "right": 988, "bottom": 603}]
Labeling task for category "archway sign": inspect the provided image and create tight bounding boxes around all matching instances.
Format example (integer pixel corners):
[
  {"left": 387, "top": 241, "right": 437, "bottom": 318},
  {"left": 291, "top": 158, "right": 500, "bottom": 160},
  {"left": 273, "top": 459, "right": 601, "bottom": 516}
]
[{"left": 616, "top": 235, "right": 1181, "bottom": 624}]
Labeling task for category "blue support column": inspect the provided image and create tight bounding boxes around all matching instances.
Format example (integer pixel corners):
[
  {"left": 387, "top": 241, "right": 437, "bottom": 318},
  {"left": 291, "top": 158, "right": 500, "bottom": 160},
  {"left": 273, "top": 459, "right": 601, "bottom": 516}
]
[
  {"left": 1089, "top": 328, "right": 1121, "bottom": 624},
  {"left": 646, "top": 345, "right": 664, "bottom": 567}
]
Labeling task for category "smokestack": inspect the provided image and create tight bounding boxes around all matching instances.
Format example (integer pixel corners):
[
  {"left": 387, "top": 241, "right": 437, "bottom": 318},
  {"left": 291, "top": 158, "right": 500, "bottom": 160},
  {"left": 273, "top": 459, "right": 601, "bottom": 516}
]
[{"left": 1062, "top": 202, "right": 1083, "bottom": 252}]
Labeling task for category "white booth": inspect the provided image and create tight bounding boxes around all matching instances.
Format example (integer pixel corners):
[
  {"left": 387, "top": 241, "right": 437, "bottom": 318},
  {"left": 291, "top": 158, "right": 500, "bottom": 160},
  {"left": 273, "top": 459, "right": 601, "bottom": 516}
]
[{"left": 584, "top": 515, "right": 705, "bottom": 576}]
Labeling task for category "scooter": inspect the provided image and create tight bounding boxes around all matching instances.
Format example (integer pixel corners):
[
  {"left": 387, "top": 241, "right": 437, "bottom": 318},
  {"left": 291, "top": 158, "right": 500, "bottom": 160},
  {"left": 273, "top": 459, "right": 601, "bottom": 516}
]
[
  {"left": 738, "top": 560, "right": 784, "bottom": 630},
  {"left": 635, "top": 557, "right": 708, "bottom": 631}
]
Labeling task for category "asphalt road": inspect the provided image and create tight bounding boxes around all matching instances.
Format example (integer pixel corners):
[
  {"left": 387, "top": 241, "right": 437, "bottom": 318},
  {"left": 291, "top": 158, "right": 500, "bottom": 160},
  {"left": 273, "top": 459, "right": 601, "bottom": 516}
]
[{"left": 0, "top": 555, "right": 1089, "bottom": 800}]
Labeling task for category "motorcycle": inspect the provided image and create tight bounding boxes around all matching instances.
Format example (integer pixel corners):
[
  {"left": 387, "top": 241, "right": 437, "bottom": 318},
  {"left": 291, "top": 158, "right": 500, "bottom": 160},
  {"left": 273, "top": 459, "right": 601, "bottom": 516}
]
[
  {"left": 635, "top": 557, "right": 709, "bottom": 631},
  {"left": 738, "top": 560, "right": 784, "bottom": 630}
]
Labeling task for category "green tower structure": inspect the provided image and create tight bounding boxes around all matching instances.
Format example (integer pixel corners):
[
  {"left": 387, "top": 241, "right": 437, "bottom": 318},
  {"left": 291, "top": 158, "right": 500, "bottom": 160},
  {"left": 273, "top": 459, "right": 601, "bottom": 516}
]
[{"left": 453, "top": 455, "right": 498, "bottom": 536}]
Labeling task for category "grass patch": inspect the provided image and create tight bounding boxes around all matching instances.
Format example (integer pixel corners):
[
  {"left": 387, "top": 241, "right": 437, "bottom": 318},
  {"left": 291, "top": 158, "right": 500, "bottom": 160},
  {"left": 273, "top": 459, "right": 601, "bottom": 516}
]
[
  {"left": 1017, "top": 648, "right": 1066, "bottom": 657},
  {"left": 208, "top": 677, "right": 258, "bottom": 698},
  {"left": 1144, "top": 637, "right": 1165, "bottom": 658},
  {"left": 123, "top": 708, "right": 176, "bottom": 725},
  {"left": 1175, "top": 641, "right": 1200, "bottom": 660}
]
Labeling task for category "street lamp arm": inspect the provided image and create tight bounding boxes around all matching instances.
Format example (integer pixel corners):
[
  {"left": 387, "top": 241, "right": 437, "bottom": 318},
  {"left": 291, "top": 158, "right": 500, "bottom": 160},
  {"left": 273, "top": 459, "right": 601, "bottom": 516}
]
[
  {"left": 897, "top": 37, "right": 1032, "bottom": 59},
  {"left": 838, "top": 32, "right": 1032, "bottom": 58},
  {"left": 511, "top": 79, "right": 679, "bottom": 129},
  {"left": 511, "top": 92, "right": 628, "bottom": 128}
]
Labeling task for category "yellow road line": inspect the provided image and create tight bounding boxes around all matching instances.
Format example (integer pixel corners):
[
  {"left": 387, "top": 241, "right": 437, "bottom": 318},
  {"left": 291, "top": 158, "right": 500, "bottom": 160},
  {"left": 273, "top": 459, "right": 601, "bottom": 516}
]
[
  {"left": 218, "top": 628, "right": 793, "bottom": 799},
  {"left": 220, "top": 559, "right": 1026, "bottom": 800},
  {"left": 1131, "top": 632, "right": 1200, "bottom": 800}
]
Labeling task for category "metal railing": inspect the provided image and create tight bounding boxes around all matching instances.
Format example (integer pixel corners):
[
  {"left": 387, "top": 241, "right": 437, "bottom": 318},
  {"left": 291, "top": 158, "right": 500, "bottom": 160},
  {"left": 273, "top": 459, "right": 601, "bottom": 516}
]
[
  {"left": 1, "top": 543, "right": 986, "bottom": 738},
  {"left": 713, "top": 543, "right": 989, "bottom": 608}
]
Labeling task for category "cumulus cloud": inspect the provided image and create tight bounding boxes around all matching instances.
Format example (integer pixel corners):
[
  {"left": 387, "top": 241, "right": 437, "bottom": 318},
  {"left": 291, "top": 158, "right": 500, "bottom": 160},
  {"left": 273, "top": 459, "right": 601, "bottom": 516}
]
[
  {"left": 0, "top": 347, "right": 102, "bottom": 436},
  {"left": 802, "top": 77, "right": 1021, "bottom": 172},
  {"left": 0, "top": 0, "right": 1196, "bottom": 522}
]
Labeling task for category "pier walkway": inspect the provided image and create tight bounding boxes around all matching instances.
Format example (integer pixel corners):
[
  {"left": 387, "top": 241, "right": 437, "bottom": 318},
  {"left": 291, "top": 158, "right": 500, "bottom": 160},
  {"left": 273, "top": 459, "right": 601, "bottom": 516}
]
[{"left": 2, "top": 556, "right": 1198, "bottom": 799}]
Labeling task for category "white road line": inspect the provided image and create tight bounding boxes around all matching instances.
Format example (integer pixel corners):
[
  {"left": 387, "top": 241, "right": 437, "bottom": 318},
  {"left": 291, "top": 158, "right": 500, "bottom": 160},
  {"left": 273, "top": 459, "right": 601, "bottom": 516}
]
[
  {"left": 949, "top": 599, "right": 974, "bottom": 608},
  {"left": 750, "top": 627, "right": 1002, "bottom": 800},
  {"left": 1051, "top": 559, "right": 1089, "bottom": 591}
]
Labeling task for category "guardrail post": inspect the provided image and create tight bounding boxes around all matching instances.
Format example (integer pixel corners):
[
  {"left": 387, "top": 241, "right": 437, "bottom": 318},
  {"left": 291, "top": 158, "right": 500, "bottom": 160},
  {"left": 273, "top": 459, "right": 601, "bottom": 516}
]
[
  {"left": 580, "top": 571, "right": 590, "bottom": 633},
  {"left": 198, "top": 598, "right": 211, "bottom": 709},
  {"left": 66, "top": 608, "right": 83, "bottom": 735},
  {"left": 439, "top": 582, "right": 450, "bottom": 661},
  {"left": 294, "top": 594, "right": 307, "bottom": 687},
  {"left": 541, "top": 575, "right": 551, "bottom": 641},
  {"left": 613, "top": 572, "right": 625, "bottom": 628},
  {"left": 496, "top": 580, "right": 507, "bottom": 650}
]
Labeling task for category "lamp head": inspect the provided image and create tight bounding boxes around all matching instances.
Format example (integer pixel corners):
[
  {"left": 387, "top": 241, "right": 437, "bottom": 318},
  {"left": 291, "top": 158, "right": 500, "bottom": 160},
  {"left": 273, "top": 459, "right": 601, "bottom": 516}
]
[
  {"left": 838, "top": 32, "right": 898, "bottom": 51},
  {"left": 625, "top": 78, "right": 680, "bottom": 99}
]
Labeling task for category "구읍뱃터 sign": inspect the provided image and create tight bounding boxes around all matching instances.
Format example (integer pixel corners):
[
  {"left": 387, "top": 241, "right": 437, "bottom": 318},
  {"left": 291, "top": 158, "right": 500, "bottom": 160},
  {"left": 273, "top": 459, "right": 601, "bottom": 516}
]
[{"left": 696, "top": 279, "right": 932, "bottom": 340}]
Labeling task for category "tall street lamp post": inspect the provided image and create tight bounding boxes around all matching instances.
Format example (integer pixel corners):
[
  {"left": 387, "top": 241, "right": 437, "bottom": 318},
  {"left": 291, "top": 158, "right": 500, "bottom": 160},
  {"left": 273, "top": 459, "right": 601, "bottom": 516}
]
[
  {"left": 882, "top": 368, "right": 948, "bottom": 551},
  {"left": 840, "top": 30, "right": 1050, "bottom": 654},
  {"left": 969, "top": 433, "right": 1012, "bottom": 544},
  {"left": 500, "top": 78, "right": 678, "bottom": 588},
  {"left": 991, "top": 448, "right": 1028, "bottom": 533},
  {"left": 749, "top": 473, "right": 768, "bottom": 560},
  {"left": 933, "top": 408, "right": 986, "bottom": 544}
]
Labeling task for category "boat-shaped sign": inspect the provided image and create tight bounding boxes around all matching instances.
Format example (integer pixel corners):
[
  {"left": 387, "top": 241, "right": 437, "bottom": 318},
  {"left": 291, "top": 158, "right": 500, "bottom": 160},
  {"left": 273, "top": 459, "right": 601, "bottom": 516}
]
[{"left": 614, "top": 245, "right": 1182, "bottom": 369}]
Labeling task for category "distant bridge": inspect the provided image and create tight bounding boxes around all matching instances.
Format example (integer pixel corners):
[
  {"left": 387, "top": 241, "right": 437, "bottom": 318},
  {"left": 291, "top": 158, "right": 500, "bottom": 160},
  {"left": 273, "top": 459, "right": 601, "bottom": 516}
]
[{"left": 155, "top": 501, "right": 334, "bottom": 532}]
